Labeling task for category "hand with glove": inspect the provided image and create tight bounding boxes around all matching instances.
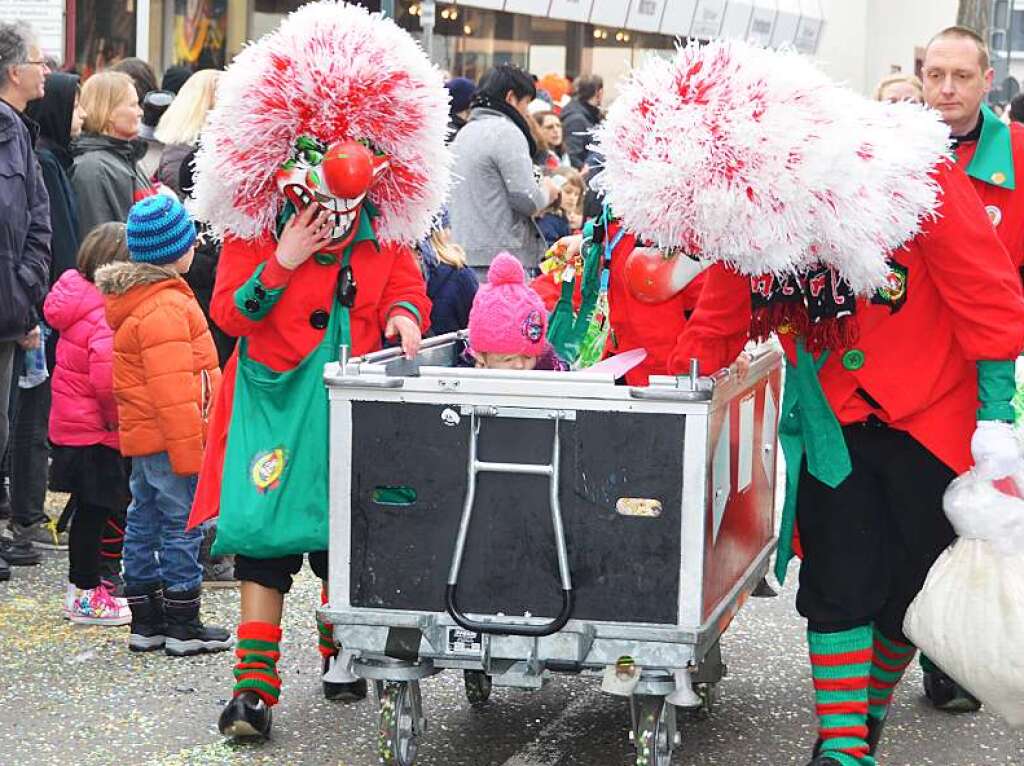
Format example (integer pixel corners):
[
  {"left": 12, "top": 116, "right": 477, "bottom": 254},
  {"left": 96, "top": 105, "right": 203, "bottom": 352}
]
[{"left": 972, "top": 360, "right": 1022, "bottom": 480}]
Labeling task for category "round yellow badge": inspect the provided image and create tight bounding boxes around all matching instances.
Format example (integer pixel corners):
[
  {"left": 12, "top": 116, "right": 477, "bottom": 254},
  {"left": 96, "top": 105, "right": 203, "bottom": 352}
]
[{"left": 992, "top": 172, "right": 1007, "bottom": 185}]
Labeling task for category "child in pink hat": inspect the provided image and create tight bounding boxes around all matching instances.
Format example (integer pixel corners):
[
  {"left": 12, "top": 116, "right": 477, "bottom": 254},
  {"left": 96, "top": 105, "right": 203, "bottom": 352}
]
[{"left": 468, "top": 253, "right": 568, "bottom": 371}]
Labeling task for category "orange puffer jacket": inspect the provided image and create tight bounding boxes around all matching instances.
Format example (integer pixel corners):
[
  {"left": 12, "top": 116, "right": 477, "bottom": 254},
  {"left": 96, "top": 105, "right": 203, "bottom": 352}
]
[{"left": 95, "top": 261, "right": 220, "bottom": 476}]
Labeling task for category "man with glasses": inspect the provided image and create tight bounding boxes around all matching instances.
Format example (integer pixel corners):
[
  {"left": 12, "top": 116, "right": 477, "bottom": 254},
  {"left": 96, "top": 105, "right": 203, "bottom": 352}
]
[{"left": 0, "top": 21, "right": 53, "bottom": 582}]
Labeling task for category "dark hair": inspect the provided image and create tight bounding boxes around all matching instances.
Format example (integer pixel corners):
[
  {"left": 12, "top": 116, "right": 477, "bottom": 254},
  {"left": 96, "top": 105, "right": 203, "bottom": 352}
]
[
  {"left": 476, "top": 64, "right": 536, "bottom": 105},
  {"left": 573, "top": 74, "right": 604, "bottom": 103},
  {"left": 1011, "top": 94, "right": 1024, "bottom": 125},
  {"left": 111, "top": 56, "right": 158, "bottom": 103},
  {"left": 78, "top": 222, "right": 129, "bottom": 282}
]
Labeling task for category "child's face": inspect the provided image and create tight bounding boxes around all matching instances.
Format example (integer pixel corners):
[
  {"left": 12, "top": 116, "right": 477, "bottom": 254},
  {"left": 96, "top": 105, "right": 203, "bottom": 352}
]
[
  {"left": 561, "top": 185, "right": 581, "bottom": 215},
  {"left": 173, "top": 246, "right": 195, "bottom": 274},
  {"left": 476, "top": 352, "right": 538, "bottom": 370}
]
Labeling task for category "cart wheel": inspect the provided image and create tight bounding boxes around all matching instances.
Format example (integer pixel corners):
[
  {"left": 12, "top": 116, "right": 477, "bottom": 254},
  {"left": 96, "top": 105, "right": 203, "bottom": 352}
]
[
  {"left": 464, "top": 670, "right": 492, "bottom": 706},
  {"left": 378, "top": 681, "right": 418, "bottom": 766},
  {"left": 630, "top": 695, "right": 675, "bottom": 766}
]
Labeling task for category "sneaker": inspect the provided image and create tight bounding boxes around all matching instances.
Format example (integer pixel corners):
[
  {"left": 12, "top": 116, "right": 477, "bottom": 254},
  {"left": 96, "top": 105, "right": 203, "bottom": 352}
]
[
  {"left": 64, "top": 582, "right": 131, "bottom": 626},
  {"left": 0, "top": 538, "right": 41, "bottom": 566},
  {"left": 11, "top": 518, "right": 68, "bottom": 550}
]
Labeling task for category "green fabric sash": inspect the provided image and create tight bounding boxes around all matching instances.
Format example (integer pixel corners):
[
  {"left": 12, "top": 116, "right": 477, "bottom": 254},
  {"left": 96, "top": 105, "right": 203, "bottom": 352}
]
[{"left": 774, "top": 342, "right": 853, "bottom": 584}]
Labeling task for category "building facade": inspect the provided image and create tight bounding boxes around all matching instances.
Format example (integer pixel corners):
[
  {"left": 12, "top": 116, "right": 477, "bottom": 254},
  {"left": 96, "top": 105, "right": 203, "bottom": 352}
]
[{"left": 1, "top": 1, "right": 966, "bottom": 98}]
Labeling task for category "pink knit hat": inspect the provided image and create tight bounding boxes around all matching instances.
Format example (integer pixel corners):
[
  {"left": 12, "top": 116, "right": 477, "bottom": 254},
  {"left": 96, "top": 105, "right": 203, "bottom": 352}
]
[{"left": 468, "top": 252, "right": 548, "bottom": 357}]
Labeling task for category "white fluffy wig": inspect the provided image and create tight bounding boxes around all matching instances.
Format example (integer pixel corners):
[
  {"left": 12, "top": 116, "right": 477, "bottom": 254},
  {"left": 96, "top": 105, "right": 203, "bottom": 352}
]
[
  {"left": 188, "top": 0, "right": 451, "bottom": 246},
  {"left": 592, "top": 40, "right": 952, "bottom": 294}
]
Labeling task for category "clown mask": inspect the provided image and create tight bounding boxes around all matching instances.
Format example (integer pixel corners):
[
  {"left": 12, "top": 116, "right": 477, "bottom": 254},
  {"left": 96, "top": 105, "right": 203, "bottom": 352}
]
[{"left": 275, "top": 135, "right": 389, "bottom": 252}]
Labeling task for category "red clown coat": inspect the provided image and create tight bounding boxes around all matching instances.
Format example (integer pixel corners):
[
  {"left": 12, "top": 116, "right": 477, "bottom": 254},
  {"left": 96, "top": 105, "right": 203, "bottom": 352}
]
[
  {"left": 188, "top": 232, "right": 430, "bottom": 527},
  {"left": 668, "top": 160, "right": 1024, "bottom": 476},
  {"left": 955, "top": 103, "right": 1024, "bottom": 269}
]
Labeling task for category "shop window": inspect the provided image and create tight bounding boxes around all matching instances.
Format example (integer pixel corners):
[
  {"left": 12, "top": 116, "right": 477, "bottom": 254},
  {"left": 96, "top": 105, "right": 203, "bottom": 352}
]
[
  {"left": 173, "top": 0, "right": 228, "bottom": 70},
  {"left": 74, "top": 0, "right": 137, "bottom": 77}
]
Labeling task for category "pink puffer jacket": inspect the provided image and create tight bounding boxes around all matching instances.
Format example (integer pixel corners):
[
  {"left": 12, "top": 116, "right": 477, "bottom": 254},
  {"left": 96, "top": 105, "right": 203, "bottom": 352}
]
[{"left": 44, "top": 269, "right": 119, "bottom": 449}]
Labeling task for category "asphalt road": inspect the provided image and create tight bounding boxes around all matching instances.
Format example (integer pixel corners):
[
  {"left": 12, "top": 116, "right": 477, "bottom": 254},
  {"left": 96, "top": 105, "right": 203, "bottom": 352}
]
[{"left": 1, "top": 549, "right": 1023, "bottom": 766}]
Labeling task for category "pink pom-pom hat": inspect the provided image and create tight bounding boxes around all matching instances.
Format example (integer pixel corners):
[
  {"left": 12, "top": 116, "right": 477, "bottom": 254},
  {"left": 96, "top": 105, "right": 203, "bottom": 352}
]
[{"left": 468, "top": 253, "right": 548, "bottom": 358}]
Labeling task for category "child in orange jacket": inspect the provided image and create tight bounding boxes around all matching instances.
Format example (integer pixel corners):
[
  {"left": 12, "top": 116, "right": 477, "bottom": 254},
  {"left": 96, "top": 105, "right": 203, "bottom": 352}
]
[{"left": 96, "top": 195, "right": 230, "bottom": 658}]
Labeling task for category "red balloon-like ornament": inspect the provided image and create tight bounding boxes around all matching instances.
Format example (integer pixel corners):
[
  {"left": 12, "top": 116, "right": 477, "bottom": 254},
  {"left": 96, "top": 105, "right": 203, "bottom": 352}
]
[
  {"left": 623, "top": 246, "right": 707, "bottom": 304},
  {"left": 322, "top": 140, "right": 375, "bottom": 199}
]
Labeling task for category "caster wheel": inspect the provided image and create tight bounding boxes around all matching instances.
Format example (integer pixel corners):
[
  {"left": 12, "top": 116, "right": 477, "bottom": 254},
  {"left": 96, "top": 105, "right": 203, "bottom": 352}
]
[
  {"left": 464, "top": 670, "right": 492, "bottom": 706},
  {"left": 378, "top": 681, "right": 419, "bottom": 766},
  {"left": 630, "top": 695, "right": 675, "bottom": 766}
]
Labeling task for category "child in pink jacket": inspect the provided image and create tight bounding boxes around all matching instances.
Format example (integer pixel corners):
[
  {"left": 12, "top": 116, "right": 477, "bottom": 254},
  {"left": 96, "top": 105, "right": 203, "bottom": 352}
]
[{"left": 44, "top": 223, "right": 133, "bottom": 625}]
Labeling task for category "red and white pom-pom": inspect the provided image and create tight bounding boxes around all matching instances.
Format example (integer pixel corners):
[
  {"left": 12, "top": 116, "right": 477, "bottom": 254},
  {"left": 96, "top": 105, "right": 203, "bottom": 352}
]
[
  {"left": 189, "top": 0, "right": 451, "bottom": 246},
  {"left": 592, "top": 40, "right": 951, "bottom": 294}
]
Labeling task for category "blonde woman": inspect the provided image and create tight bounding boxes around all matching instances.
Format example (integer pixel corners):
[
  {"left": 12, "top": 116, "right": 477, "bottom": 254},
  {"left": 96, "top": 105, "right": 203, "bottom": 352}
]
[
  {"left": 154, "top": 69, "right": 220, "bottom": 197},
  {"left": 418, "top": 211, "right": 479, "bottom": 334},
  {"left": 874, "top": 73, "right": 924, "bottom": 104},
  {"left": 72, "top": 71, "right": 154, "bottom": 238}
]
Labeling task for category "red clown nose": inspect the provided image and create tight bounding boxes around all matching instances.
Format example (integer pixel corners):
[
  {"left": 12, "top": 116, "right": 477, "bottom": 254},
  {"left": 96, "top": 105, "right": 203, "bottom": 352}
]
[{"left": 322, "top": 140, "right": 376, "bottom": 199}]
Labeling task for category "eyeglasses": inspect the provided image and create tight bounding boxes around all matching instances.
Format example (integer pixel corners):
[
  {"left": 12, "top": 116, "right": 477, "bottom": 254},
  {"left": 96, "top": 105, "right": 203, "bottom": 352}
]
[
  {"left": 337, "top": 265, "right": 358, "bottom": 308},
  {"left": 21, "top": 59, "right": 49, "bottom": 69}
]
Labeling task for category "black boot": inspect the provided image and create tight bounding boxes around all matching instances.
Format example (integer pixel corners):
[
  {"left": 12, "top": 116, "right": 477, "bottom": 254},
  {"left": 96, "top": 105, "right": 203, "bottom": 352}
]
[
  {"left": 163, "top": 587, "right": 233, "bottom": 656},
  {"left": 126, "top": 583, "right": 166, "bottom": 652},
  {"left": 923, "top": 668, "right": 982, "bottom": 712},
  {"left": 812, "top": 714, "right": 885, "bottom": 759},
  {"left": 218, "top": 691, "right": 272, "bottom": 739},
  {"left": 322, "top": 654, "right": 368, "bottom": 702},
  {"left": 0, "top": 553, "right": 9, "bottom": 582}
]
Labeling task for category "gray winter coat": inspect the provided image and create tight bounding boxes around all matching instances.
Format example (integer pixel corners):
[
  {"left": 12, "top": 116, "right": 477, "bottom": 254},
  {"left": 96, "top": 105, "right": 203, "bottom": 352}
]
[
  {"left": 0, "top": 100, "right": 51, "bottom": 342},
  {"left": 448, "top": 107, "right": 549, "bottom": 270},
  {"left": 71, "top": 134, "right": 152, "bottom": 239}
]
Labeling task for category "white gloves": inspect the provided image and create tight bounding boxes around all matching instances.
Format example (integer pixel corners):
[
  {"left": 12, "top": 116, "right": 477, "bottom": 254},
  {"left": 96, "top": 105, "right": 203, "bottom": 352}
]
[{"left": 971, "top": 421, "right": 1022, "bottom": 481}]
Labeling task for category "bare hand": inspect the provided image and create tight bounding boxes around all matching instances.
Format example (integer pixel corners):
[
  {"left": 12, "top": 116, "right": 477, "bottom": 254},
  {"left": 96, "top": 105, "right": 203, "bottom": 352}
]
[
  {"left": 731, "top": 352, "right": 753, "bottom": 382},
  {"left": 276, "top": 204, "right": 333, "bottom": 270},
  {"left": 385, "top": 313, "right": 422, "bottom": 360},
  {"left": 19, "top": 326, "right": 41, "bottom": 351},
  {"left": 553, "top": 234, "right": 584, "bottom": 261}
]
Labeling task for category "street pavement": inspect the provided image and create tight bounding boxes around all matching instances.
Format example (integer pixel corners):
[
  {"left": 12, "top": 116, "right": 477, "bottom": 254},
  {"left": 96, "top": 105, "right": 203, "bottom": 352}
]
[{"left": 2, "top": 547, "right": 1023, "bottom": 765}]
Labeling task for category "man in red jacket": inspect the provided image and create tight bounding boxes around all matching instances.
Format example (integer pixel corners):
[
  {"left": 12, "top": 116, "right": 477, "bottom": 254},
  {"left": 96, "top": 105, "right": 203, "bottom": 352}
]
[
  {"left": 918, "top": 24, "right": 1024, "bottom": 712},
  {"left": 182, "top": 2, "right": 450, "bottom": 739}
]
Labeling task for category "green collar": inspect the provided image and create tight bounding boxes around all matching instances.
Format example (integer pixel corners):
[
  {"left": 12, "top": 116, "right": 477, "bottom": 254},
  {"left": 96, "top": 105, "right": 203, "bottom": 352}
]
[{"left": 964, "top": 103, "right": 1016, "bottom": 190}]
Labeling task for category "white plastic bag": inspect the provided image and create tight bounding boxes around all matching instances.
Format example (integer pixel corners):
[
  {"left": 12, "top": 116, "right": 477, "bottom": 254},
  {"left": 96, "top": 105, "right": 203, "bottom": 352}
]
[{"left": 904, "top": 469, "right": 1024, "bottom": 727}]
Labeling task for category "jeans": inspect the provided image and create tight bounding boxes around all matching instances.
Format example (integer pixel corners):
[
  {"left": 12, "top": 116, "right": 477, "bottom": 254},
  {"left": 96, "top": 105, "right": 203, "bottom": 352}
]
[
  {"left": 122, "top": 452, "right": 202, "bottom": 592},
  {"left": 10, "top": 376, "right": 50, "bottom": 527}
]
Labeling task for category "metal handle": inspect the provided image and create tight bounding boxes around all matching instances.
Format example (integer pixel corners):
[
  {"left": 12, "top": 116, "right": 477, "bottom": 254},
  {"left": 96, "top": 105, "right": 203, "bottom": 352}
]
[{"left": 445, "top": 411, "right": 575, "bottom": 637}]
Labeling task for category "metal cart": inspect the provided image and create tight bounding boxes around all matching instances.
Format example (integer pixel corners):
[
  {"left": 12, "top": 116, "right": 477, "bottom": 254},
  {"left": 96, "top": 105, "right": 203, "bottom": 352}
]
[{"left": 320, "top": 333, "right": 782, "bottom": 765}]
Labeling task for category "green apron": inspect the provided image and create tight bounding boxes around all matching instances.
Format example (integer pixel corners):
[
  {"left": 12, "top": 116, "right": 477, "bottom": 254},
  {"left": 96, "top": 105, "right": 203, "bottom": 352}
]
[{"left": 212, "top": 250, "right": 351, "bottom": 559}]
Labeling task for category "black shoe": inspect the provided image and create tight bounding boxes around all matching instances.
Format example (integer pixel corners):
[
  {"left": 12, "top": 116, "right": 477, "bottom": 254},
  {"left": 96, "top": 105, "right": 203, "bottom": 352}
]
[
  {"left": 321, "top": 655, "right": 368, "bottom": 702},
  {"left": 0, "top": 554, "right": 9, "bottom": 582},
  {"left": 126, "top": 584, "right": 166, "bottom": 652},
  {"left": 0, "top": 538, "right": 41, "bottom": 566},
  {"left": 163, "top": 587, "right": 233, "bottom": 656},
  {"left": 218, "top": 691, "right": 272, "bottom": 739},
  {"left": 923, "top": 668, "right": 982, "bottom": 712},
  {"left": 812, "top": 715, "right": 885, "bottom": 759}
]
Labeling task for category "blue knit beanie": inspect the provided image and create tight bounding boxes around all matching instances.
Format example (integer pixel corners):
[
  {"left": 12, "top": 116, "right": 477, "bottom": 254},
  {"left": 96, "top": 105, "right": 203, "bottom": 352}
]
[{"left": 126, "top": 195, "right": 197, "bottom": 265}]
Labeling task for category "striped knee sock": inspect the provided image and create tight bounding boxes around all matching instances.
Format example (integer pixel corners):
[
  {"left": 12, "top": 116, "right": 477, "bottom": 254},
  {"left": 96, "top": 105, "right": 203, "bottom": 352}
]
[
  {"left": 808, "top": 626, "right": 875, "bottom": 766},
  {"left": 318, "top": 586, "right": 336, "bottom": 659},
  {"left": 233, "top": 621, "right": 283, "bottom": 706},
  {"left": 869, "top": 628, "right": 915, "bottom": 721}
]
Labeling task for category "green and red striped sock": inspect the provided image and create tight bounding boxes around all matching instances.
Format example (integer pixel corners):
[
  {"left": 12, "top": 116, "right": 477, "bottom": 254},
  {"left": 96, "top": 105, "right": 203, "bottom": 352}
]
[
  {"left": 318, "top": 585, "right": 336, "bottom": 659},
  {"left": 808, "top": 626, "right": 875, "bottom": 766},
  {"left": 233, "top": 621, "right": 283, "bottom": 706},
  {"left": 868, "top": 628, "right": 915, "bottom": 721}
]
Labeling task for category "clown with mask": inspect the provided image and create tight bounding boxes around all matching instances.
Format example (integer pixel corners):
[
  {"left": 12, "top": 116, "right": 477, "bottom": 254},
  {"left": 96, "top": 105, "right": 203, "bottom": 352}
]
[
  {"left": 595, "top": 41, "right": 1024, "bottom": 766},
  {"left": 184, "top": 2, "right": 449, "bottom": 738}
]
